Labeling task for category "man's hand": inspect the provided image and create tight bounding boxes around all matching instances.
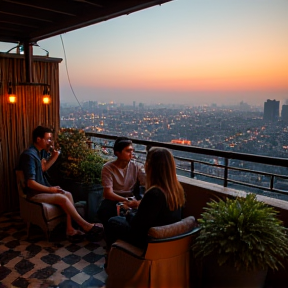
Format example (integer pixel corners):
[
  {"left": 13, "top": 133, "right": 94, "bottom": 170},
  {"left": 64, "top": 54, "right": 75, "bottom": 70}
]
[
  {"left": 49, "top": 186, "right": 65, "bottom": 194},
  {"left": 41, "top": 159, "right": 47, "bottom": 171},
  {"left": 124, "top": 199, "right": 140, "bottom": 209}
]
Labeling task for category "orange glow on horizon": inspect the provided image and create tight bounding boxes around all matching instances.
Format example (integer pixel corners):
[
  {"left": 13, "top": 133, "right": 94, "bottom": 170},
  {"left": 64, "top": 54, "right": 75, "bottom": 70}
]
[{"left": 77, "top": 60, "right": 288, "bottom": 91}]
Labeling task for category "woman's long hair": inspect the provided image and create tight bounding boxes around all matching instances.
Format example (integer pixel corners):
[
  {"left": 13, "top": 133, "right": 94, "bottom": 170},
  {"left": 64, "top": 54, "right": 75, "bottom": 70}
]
[{"left": 145, "top": 147, "right": 185, "bottom": 210}]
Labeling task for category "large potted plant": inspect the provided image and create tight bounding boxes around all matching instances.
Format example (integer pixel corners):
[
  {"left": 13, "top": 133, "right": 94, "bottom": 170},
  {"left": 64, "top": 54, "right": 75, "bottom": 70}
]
[
  {"left": 55, "top": 128, "right": 105, "bottom": 222},
  {"left": 193, "top": 194, "right": 288, "bottom": 288}
]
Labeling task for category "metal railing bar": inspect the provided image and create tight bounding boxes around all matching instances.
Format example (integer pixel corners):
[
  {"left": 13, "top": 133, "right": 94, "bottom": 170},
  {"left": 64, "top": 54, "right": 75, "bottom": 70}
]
[
  {"left": 85, "top": 132, "right": 288, "bottom": 199},
  {"left": 85, "top": 132, "right": 288, "bottom": 168},
  {"left": 227, "top": 179, "right": 288, "bottom": 196}
]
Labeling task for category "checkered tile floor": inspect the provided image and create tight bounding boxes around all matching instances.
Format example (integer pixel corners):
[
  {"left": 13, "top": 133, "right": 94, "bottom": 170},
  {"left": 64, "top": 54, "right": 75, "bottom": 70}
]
[{"left": 0, "top": 212, "right": 107, "bottom": 288}]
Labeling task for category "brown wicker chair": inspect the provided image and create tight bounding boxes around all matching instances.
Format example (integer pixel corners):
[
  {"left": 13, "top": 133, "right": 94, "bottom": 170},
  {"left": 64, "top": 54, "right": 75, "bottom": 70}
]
[
  {"left": 106, "top": 216, "right": 200, "bottom": 288},
  {"left": 15, "top": 170, "right": 66, "bottom": 241}
]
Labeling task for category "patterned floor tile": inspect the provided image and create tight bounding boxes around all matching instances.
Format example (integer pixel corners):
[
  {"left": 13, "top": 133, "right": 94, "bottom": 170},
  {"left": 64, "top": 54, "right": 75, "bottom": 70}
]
[
  {"left": 14, "top": 258, "right": 35, "bottom": 275},
  {"left": 41, "top": 253, "right": 62, "bottom": 265},
  {"left": 71, "top": 271, "right": 90, "bottom": 285},
  {"left": 59, "top": 279, "right": 81, "bottom": 288},
  {"left": 82, "top": 276, "right": 104, "bottom": 288},
  {"left": 61, "top": 266, "right": 80, "bottom": 278},
  {"left": 0, "top": 212, "right": 107, "bottom": 288},
  {"left": 73, "top": 259, "right": 91, "bottom": 271},
  {"left": 82, "top": 264, "right": 103, "bottom": 276}
]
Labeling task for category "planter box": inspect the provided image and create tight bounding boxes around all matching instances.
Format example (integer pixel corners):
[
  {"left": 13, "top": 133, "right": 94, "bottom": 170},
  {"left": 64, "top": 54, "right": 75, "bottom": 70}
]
[{"left": 60, "top": 179, "right": 103, "bottom": 222}]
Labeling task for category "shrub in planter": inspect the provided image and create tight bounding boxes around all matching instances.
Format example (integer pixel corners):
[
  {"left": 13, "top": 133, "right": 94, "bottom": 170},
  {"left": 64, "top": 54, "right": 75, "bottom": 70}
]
[
  {"left": 193, "top": 194, "right": 288, "bottom": 287},
  {"left": 56, "top": 128, "right": 104, "bottom": 185},
  {"left": 55, "top": 128, "right": 105, "bottom": 221}
]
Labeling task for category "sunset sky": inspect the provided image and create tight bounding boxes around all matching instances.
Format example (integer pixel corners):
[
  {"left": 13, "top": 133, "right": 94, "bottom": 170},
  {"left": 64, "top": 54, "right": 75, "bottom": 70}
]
[{"left": 1, "top": 0, "right": 288, "bottom": 106}]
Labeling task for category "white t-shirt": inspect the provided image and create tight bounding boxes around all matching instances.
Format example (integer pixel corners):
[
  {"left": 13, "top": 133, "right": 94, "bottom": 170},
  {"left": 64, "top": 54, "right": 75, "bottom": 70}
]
[{"left": 101, "top": 159, "right": 146, "bottom": 196}]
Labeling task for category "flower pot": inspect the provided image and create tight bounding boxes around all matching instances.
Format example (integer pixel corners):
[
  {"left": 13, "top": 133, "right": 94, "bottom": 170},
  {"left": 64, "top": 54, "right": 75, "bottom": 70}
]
[{"left": 202, "top": 257, "right": 267, "bottom": 288}]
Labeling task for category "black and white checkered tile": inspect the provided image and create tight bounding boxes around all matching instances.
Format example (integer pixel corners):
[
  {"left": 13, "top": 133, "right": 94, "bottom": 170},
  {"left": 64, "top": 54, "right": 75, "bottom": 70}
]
[{"left": 0, "top": 212, "right": 107, "bottom": 288}]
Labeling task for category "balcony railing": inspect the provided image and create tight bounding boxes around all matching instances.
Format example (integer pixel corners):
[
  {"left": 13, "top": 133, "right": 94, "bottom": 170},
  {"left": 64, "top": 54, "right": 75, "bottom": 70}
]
[{"left": 85, "top": 132, "right": 288, "bottom": 201}]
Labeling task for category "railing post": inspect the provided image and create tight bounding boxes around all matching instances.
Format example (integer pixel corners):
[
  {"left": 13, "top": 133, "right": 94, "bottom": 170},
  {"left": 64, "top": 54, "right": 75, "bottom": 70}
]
[
  {"left": 224, "top": 158, "right": 228, "bottom": 187},
  {"left": 190, "top": 161, "right": 194, "bottom": 178},
  {"left": 270, "top": 175, "right": 274, "bottom": 191}
]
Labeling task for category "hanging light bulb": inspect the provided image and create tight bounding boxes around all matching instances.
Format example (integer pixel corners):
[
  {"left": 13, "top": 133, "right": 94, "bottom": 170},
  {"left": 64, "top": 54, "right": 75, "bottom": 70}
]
[
  {"left": 8, "top": 82, "right": 16, "bottom": 104},
  {"left": 42, "top": 86, "right": 51, "bottom": 104}
]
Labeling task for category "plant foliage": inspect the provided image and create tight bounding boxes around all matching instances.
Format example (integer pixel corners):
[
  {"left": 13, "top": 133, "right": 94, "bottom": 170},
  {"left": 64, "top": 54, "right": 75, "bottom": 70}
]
[
  {"left": 56, "top": 128, "right": 104, "bottom": 184},
  {"left": 193, "top": 194, "right": 288, "bottom": 271}
]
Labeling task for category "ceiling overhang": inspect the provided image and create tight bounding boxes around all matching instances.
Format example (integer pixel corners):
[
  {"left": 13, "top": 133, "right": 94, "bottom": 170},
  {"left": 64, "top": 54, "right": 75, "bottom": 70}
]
[{"left": 0, "top": 0, "right": 173, "bottom": 44}]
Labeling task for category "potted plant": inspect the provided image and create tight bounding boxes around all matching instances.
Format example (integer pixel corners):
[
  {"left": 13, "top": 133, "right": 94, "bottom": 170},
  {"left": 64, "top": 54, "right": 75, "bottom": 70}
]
[
  {"left": 54, "top": 128, "right": 105, "bottom": 222},
  {"left": 193, "top": 194, "right": 288, "bottom": 288}
]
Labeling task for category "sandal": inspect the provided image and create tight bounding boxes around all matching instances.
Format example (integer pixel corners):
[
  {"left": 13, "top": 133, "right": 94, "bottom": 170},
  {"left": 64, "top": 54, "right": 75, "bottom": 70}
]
[
  {"left": 66, "top": 230, "right": 86, "bottom": 243},
  {"left": 66, "top": 233, "right": 85, "bottom": 243},
  {"left": 86, "top": 224, "right": 104, "bottom": 242}
]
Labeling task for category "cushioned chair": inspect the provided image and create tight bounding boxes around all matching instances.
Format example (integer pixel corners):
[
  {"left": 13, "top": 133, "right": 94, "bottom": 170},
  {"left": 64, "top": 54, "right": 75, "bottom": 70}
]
[
  {"left": 16, "top": 170, "right": 66, "bottom": 241},
  {"left": 106, "top": 216, "right": 200, "bottom": 288}
]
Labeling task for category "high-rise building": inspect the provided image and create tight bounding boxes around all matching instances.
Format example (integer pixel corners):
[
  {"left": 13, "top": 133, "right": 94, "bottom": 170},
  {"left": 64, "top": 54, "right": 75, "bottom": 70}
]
[
  {"left": 263, "top": 99, "right": 279, "bottom": 121},
  {"left": 281, "top": 104, "right": 288, "bottom": 122}
]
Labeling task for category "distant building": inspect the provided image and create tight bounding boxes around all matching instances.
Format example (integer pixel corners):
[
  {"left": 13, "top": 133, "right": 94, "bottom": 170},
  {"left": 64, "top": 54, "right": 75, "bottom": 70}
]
[
  {"left": 263, "top": 99, "right": 279, "bottom": 121},
  {"left": 171, "top": 139, "right": 191, "bottom": 145},
  {"left": 281, "top": 105, "right": 288, "bottom": 122},
  {"left": 239, "top": 101, "right": 250, "bottom": 111}
]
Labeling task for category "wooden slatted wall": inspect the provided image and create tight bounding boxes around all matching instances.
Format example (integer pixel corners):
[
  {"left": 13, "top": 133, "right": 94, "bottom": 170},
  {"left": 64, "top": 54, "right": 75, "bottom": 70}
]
[{"left": 0, "top": 53, "right": 62, "bottom": 213}]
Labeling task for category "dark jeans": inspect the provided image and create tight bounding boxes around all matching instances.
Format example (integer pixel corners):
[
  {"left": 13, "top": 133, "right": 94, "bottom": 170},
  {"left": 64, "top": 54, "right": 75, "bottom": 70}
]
[
  {"left": 105, "top": 216, "right": 131, "bottom": 250},
  {"left": 97, "top": 199, "right": 118, "bottom": 229}
]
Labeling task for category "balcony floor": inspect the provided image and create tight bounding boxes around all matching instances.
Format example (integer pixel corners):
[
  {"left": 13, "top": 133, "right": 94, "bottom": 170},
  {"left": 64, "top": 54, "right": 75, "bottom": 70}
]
[{"left": 0, "top": 212, "right": 107, "bottom": 288}]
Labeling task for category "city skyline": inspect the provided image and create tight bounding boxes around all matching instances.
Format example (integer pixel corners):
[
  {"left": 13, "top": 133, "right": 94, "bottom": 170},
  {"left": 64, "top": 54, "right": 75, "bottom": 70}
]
[{"left": 1, "top": 0, "right": 288, "bottom": 106}]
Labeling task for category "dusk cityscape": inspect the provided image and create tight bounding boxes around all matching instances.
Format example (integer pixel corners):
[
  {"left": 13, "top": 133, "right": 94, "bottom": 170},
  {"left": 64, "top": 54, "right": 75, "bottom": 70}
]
[
  {"left": 1, "top": 1, "right": 288, "bottom": 287},
  {"left": 61, "top": 99, "right": 288, "bottom": 159}
]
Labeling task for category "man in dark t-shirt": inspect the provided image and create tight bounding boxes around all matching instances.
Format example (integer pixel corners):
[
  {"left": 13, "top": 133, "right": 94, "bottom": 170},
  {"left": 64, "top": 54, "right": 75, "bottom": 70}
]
[{"left": 19, "top": 126, "right": 103, "bottom": 239}]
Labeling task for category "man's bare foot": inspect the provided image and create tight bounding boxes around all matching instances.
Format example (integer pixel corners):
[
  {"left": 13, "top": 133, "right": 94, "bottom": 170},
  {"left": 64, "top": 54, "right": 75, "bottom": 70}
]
[{"left": 66, "top": 229, "right": 85, "bottom": 236}]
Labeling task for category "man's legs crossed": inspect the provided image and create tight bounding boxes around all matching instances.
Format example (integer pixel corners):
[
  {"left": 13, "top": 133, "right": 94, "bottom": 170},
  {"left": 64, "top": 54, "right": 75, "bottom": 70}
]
[{"left": 30, "top": 192, "right": 101, "bottom": 235}]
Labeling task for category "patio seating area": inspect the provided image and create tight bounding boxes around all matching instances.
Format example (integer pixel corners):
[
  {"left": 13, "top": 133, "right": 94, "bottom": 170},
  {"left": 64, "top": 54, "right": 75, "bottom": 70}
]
[{"left": 0, "top": 212, "right": 107, "bottom": 288}]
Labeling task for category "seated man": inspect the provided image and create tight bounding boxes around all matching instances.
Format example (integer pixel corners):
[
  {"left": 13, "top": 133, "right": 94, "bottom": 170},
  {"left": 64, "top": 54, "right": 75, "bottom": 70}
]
[
  {"left": 19, "top": 126, "right": 103, "bottom": 240},
  {"left": 97, "top": 137, "right": 146, "bottom": 229}
]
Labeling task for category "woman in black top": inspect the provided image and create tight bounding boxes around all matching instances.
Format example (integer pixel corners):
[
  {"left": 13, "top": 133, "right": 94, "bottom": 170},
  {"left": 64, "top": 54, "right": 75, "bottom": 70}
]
[{"left": 105, "top": 147, "right": 186, "bottom": 250}]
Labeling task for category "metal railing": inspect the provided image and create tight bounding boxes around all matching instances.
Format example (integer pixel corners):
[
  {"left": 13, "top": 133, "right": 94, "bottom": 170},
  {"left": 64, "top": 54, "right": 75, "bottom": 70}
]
[{"left": 85, "top": 132, "right": 288, "bottom": 200}]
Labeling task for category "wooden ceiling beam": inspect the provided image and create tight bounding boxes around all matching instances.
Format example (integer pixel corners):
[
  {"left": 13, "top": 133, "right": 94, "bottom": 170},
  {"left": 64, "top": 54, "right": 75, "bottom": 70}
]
[
  {"left": 2, "top": 0, "right": 77, "bottom": 16},
  {"left": 0, "top": 11, "right": 54, "bottom": 23},
  {"left": 73, "top": 0, "right": 103, "bottom": 8}
]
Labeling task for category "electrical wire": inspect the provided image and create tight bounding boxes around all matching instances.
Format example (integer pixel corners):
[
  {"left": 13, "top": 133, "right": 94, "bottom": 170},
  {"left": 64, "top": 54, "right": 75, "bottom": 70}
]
[{"left": 60, "top": 35, "right": 82, "bottom": 109}]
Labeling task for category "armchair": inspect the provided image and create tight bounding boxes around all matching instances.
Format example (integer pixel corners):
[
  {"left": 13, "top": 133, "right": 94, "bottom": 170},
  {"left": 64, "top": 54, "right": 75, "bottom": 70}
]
[
  {"left": 15, "top": 170, "right": 66, "bottom": 241},
  {"left": 106, "top": 216, "right": 200, "bottom": 288}
]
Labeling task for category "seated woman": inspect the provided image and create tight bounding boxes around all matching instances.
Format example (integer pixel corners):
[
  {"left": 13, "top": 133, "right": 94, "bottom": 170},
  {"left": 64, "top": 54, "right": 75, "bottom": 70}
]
[
  {"left": 97, "top": 137, "right": 146, "bottom": 229},
  {"left": 105, "top": 147, "right": 186, "bottom": 251}
]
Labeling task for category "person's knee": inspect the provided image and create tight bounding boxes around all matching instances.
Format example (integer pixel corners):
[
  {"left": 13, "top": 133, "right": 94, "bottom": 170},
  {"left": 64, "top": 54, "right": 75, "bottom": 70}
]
[
  {"left": 54, "top": 194, "right": 69, "bottom": 205},
  {"left": 64, "top": 191, "right": 73, "bottom": 199}
]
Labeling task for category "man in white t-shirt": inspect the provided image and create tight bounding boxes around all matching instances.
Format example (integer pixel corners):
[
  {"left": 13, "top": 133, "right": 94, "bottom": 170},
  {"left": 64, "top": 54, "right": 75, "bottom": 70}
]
[{"left": 97, "top": 137, "right": 146, "bottom": 229}]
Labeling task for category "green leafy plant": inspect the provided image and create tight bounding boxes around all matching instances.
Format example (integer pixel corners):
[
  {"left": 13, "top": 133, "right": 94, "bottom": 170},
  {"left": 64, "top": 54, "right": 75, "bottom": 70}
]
[
  {"left": 193, "top": 194, "right": 288, "bottom": 271},
  {"left": 56, "top": 128, "right": 104, "bottom": 184}
]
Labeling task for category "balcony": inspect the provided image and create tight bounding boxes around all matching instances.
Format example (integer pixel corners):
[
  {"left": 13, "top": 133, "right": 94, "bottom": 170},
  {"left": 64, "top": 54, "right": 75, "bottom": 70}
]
[
  {"left": 1, "top": 130, "right": 288, "bottom": 287},
  {"left": 1, "top": 3, "right": 288, "bottom": 285}
]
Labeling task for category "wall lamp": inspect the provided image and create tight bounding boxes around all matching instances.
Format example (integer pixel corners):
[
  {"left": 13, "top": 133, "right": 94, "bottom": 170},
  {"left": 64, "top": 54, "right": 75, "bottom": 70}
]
[
  {"left": 42, "top": 86, "right": 51, "bottom": 104},
  {"left": 8, "top": 82, "right": 16, "bottom": 104},
  {"left": 5, "top": 82, "right": 52, "bottom": 104}
]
